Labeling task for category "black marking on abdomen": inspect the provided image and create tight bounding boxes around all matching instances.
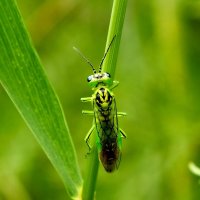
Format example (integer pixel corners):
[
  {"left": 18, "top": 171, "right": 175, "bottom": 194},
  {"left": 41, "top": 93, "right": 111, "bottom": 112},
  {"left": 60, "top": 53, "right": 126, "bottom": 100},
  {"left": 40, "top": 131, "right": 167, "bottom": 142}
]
[{"left": 96, "top": 87, "right": 112, "bottom": 107}]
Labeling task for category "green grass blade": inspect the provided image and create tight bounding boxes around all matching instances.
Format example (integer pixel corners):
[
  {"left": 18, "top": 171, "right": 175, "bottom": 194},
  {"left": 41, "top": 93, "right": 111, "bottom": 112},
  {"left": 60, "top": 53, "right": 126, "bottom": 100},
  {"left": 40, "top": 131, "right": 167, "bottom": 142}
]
[
  {"left": 102, "top": 0, "right": 128, "bottom": 78},
  {"left": 0, "top": 0, "right": 82, "bottom": 198},
  {"left": 82, "top": 0, "right": 127, "bottom": 199},
  {"left": 82, "top": 145, "right": 99, "bottom": 200}
]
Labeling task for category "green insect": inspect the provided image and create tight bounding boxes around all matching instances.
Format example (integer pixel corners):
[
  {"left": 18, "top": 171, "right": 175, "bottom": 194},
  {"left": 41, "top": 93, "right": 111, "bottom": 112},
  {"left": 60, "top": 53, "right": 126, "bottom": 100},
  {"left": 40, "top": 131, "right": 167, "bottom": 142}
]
[{"left": 74, "top": 35, "right": 126, "bottom": 172}]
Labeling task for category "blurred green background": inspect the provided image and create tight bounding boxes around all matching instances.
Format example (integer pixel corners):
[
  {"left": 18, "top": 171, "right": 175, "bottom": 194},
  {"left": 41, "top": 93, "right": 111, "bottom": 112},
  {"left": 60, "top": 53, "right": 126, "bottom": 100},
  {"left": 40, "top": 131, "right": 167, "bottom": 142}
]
[{"left": 1, "top": 0, "right": 200, "bottom": 199}]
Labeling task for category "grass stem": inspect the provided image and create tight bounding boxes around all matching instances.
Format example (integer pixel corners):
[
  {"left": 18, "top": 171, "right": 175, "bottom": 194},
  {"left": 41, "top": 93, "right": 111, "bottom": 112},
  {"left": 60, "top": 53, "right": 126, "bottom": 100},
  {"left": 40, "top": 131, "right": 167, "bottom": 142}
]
[{"left": 81, "top": 0, "right": 127, "bottom": 199}]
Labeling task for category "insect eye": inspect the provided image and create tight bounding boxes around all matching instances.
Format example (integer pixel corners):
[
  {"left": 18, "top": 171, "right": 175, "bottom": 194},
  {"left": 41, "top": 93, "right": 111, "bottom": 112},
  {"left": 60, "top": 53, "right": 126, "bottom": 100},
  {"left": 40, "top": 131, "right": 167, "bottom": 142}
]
[
  {"left": 87, "top": 75, "right": 93, "bottom": 82},
  {"left": 104, "top": 72, "right": 111, "bottom": 78}
]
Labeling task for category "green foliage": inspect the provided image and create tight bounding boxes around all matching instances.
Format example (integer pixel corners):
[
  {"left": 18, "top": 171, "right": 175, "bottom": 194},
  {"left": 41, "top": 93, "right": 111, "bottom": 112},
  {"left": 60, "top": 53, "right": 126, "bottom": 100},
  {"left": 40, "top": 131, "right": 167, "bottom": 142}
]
[
  {"left": 102, "top": 0, "right": 127, "bottom": 78},
  {"left": 83, "top": 0, "right": 127, "bottom": 199},
  {"left": 0, "top": 0, "right": 82, "bottom": 198},
  {"left": 1, "top": 0, "right": 200, "bottom": 199}
]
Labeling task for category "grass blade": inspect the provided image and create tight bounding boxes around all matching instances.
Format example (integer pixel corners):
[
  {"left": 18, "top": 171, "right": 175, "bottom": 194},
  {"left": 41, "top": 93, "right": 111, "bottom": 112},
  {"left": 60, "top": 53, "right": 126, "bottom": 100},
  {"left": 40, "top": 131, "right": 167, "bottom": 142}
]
[
  {"left": 82, "top": 0, "right": 127, "bottom": 199},
  {"left": 0, "top": 0, "right": 82, "bottom": 198},
  {"left": 102, "top": 0, "right": 128, "bottom": 78}
]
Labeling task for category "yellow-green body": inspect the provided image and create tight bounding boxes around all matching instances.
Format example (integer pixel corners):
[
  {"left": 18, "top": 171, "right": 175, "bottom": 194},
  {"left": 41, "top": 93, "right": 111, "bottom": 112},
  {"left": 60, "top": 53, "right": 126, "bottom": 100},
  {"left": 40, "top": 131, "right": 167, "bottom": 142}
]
[
  {"left": 92, "top": 86, "right": 122, "bottom": 172},
  {"left": 77, "top": 35, "right": 126, "bottom": 172}
]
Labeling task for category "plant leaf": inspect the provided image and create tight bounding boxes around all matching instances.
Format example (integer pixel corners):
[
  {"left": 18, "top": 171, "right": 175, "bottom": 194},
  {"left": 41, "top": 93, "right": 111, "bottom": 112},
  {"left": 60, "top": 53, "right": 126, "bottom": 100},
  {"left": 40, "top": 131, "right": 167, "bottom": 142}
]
[
  {"left": 0, "top": 0, "right": 82, "bottom": 198},
  {"left": 102, "top": 0, "right": 128, "bottom": 79},
  {"left": 82, "top": 0, "right": 128, "bottom": 199}
]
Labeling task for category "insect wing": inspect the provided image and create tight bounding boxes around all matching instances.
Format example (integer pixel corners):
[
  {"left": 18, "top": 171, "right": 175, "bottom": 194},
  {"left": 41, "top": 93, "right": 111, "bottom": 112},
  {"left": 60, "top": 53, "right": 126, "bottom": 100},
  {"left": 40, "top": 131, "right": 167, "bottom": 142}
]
[
  {"left": 93, "top": 94, "right": 118, "bottom": 143},
  {"left": 93, "top": 93, "right": 121, "bottom": 172}
]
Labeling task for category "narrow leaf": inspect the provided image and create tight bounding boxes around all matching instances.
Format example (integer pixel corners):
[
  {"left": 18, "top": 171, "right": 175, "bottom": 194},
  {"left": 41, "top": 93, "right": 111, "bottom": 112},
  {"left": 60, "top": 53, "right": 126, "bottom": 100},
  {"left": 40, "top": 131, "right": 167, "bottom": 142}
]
[
  {"left": 102, "top": 0, "right": 128, "bottom": 79},
  {"left": 0, "top": 0, "right": 82, "bottom": 198},
  {"left": 82, "top": 0, "right": 128, "bottom": 199}
]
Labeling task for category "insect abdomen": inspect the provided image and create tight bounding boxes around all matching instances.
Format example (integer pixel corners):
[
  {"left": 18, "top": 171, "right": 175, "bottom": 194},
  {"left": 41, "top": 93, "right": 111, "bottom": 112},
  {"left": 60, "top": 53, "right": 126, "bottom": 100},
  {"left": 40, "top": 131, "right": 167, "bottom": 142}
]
[{"left": 100, "top": 140, "right": 121, "bottom": 172}]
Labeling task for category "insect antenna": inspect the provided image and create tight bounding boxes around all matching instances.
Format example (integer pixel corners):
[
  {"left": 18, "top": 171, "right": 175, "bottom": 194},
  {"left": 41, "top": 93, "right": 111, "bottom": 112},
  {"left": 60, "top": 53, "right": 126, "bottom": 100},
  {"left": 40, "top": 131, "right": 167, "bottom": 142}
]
[
  {"left": 99, "top": 35, "right": 116, "bottom": 73},
  {"left": 73, "top": 46, "right": 97, "bottom": 74}
]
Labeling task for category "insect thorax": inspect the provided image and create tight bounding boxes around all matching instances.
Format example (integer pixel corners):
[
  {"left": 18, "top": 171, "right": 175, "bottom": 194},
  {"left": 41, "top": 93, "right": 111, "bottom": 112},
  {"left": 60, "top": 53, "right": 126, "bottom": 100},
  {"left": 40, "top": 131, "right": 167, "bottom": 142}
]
[{"left": 95, "top": 87, "right": 113, "bottom": 111}]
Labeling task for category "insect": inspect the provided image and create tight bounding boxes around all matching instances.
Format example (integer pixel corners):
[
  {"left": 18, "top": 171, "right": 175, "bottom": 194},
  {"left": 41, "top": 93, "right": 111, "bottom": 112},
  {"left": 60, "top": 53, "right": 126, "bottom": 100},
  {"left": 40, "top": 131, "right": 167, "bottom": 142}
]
[{"left": 74, "top": 35, "right": 126, "bottom": 172}]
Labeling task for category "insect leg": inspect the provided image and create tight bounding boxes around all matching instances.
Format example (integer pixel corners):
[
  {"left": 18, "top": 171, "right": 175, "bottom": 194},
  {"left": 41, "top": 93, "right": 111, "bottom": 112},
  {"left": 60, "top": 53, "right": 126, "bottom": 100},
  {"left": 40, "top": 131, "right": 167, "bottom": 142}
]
[
  {"left": 117, "top": 112, "right": 127, "bottom": 117},
  {"left": 110, "top": 81, "right": 119, "bottom": 90},
  {"left": 120, "top": 128, "right": 127, "bottom": 139},
  {"left": 85, "top": 124, "right": 95, "bottom": 151},
  {"left": 82, "top": 110, "right": 94, "bottom": 115},
  {"left": 81, "top": 97, "right": 93, "bottom": 102},
  {"left": 116, "top": 152, "right": 122, "bottom": 169}
]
